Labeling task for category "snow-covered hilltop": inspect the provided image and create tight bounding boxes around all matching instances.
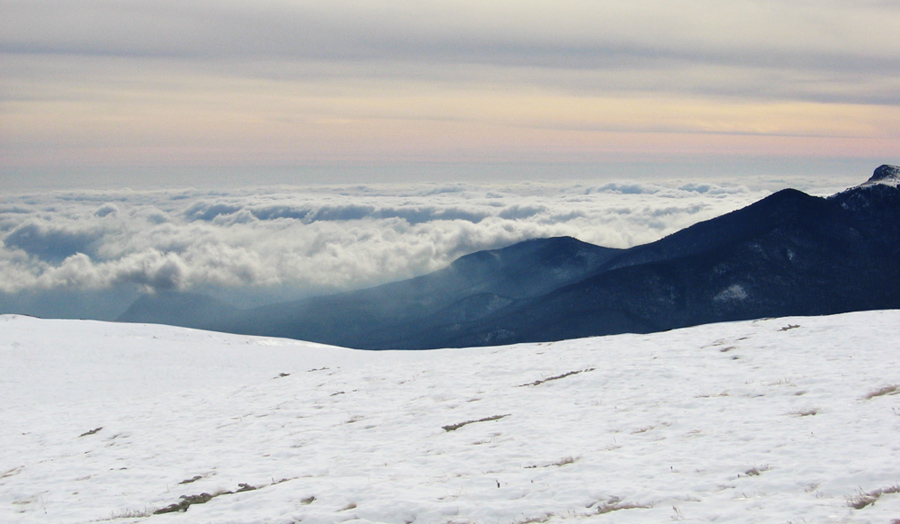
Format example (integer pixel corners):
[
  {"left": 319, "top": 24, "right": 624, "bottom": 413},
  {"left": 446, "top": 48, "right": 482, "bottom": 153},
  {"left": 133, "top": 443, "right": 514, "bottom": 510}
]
[
  {"left": 862, "top": 164, "right": 900, "bottom": 187},
  {"left": 1, "top": 312, "right": 899, "bottom": 523}
]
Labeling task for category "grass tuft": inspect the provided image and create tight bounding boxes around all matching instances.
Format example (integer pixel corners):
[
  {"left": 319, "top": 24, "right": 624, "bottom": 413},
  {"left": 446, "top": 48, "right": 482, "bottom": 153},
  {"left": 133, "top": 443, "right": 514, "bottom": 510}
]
[
  {"left": 151, "top": 481, "right": 272, "bottom": 514},
  {"left": 743, "top": 465, "right": 769, "bottom": 477},
  {"left": 590, "top": 496, "right": 651, "bottom": 514},
  {"left": 864, "top": 384, "right": 899, "bottom": 399},
  {"left": 78, "top": 427, "right": 103, "bottom": 438},
  {"left": 848, "top": 485, "right": 900, "bottom": 509},
  {"left": 178, "top": 475, "right": 203, "bottom": 485},
  {"left": 443, "top": 414, "right": 510, "bottom": 432},
  {"left": 518, "top": 368, "right": 595, "bottom": 387},
  {"left": 524, "top": 456, "right": 578, "bottom": 469},
  {"left": 595, "top": 501, "right": 651, "bottom": 514}
]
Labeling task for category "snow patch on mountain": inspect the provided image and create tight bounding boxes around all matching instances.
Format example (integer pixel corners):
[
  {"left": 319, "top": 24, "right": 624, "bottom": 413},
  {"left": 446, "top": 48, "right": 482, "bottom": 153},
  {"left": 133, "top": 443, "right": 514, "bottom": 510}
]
[
  {"left": 713, "top": 283, "right": 748, "bottom": 302},
  {"left": 860, "top": 164, "right": 900, "bottom": 188}
]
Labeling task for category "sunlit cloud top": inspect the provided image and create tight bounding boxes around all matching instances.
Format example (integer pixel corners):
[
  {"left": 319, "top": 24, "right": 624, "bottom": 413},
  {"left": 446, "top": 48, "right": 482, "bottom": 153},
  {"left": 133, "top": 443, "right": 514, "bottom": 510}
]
[
  {"left": 0, "top": 180, "right": 767, "bottom": 300},
  {"left": 2, "top": 0, "right": 899, "bottom": 187},
  {"left": 0, "top": 173, "right": 855, "bottom": 297}
]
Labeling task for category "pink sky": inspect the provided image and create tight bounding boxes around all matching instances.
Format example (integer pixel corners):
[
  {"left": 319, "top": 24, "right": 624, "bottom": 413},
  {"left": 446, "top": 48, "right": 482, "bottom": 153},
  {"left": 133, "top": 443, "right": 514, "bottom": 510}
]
[{"left": 2, "top": 1, "right": 899, "bottom": 186}]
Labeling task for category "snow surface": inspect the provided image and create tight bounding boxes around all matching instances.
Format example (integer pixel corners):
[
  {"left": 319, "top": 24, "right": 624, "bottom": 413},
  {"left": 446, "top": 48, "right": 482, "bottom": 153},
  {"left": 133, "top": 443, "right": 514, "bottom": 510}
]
[{"left": 1, "top": 312, "right": 899, "bottom": 523}]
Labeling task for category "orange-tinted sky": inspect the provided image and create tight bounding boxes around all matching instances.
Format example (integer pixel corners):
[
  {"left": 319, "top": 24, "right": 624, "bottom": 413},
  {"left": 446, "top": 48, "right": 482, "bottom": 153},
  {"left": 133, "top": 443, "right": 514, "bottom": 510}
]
[{"left": 2, "top": 0, "right": 899, "bottom": 187}]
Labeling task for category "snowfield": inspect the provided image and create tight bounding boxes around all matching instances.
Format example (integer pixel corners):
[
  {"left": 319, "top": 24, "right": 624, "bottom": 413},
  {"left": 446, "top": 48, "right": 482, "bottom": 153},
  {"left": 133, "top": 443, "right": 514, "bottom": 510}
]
[{"left": 1, "top": 312, "right": 899, "bottom": 523}]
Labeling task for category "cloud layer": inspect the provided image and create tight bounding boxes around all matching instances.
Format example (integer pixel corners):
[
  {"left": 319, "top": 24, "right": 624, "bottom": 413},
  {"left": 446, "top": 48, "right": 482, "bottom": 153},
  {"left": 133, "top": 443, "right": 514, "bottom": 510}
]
[
  {"left": 2, "top": 180, "right": 792, "bottom": 301},
  {"left": 3, "top": 167, "right": 873, "bottom": 321}
]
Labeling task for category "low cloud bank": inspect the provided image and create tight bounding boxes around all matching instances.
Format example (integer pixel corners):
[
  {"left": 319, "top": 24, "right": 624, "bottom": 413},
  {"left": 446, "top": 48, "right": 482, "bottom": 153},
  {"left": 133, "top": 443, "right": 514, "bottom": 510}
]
[{"left": 0, "top": 181, "right": 775, "bottom": 304}]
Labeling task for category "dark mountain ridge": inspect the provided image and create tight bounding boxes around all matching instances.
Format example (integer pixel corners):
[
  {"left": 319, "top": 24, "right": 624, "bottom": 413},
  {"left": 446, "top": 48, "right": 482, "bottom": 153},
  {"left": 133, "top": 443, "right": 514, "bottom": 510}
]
[
  {"left": 118, "top": 165, "right": 900, "bottom": 348},
  {"left": 117, "top": 291, "right": 242, "bottom": 330},
  {"left": 118, "top": 236, "right": 621, "bottom": 345}
]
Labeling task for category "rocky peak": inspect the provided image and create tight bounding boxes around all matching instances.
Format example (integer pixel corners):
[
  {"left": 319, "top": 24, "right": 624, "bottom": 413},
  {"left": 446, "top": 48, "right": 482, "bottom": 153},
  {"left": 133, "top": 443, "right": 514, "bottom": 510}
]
[{"left": 865, "top": 164, "right": 900, "bottom": 186}]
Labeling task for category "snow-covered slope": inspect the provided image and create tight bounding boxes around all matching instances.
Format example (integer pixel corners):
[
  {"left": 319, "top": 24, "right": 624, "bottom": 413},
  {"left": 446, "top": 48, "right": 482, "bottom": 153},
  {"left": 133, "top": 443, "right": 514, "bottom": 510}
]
[{"left": 1, "top": 312, "right": 898, "bottom": 523}]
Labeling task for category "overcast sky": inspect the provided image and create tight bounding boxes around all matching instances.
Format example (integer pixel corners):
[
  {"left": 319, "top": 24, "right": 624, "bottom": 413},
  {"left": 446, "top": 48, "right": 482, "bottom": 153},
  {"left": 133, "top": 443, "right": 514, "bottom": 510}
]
[{"left": 2, "top": 0, "right": 899, "bottom": 189}]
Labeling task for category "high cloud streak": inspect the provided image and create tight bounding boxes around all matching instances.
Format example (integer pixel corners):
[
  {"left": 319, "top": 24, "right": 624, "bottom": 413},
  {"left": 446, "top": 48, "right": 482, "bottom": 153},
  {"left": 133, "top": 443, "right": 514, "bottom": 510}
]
[
  {"left": 1, "top": 180, "right": 791, "bottom": 301},
  {"left": 5, "top": 1, "right": 899, "bottom": 83},
  {"left": 2, "top": 0, "right": 898, "bottom": 183}
]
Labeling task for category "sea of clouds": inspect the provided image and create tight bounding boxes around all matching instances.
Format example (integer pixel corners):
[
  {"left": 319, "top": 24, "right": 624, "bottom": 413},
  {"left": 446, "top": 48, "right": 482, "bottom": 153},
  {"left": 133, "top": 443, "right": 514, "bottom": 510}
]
[{"left": 0, "top": 177, "right": 854, "bottom": 318}]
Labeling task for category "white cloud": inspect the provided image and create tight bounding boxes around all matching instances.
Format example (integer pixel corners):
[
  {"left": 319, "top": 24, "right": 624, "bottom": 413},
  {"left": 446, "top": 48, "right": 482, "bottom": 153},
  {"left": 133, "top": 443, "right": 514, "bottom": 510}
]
[{"left": 0, "top": 180, "right": 783, "bottom": 298}]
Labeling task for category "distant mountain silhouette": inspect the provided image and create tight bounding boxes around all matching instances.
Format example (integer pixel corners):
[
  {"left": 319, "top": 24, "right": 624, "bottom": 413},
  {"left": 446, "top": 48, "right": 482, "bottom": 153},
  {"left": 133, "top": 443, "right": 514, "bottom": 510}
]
[{"left": 118, "top": 166, "right": 900, "bottom": 349}]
